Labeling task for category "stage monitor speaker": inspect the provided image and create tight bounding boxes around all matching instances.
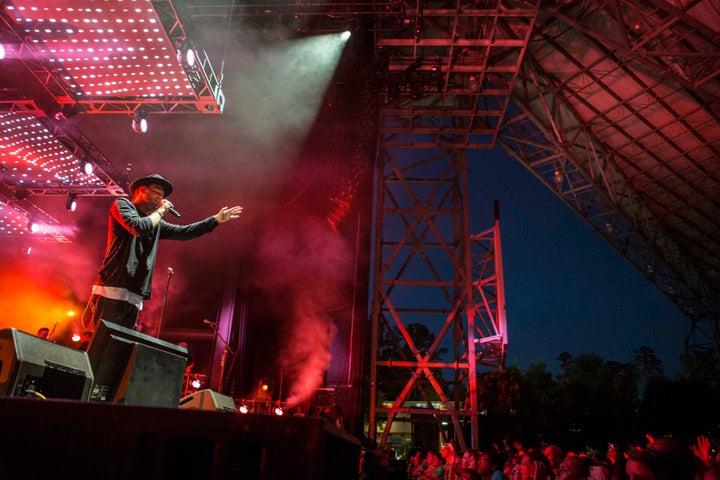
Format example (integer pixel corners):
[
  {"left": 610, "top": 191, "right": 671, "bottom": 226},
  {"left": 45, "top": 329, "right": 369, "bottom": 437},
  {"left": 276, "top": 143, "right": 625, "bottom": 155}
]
[
  {"left": 0, "top": 328, "right": 93, "bottom": 401},
  {"left": 179, "top": 389, "right": 237, "bottom": 412},
  {"left": 87, "top": 320, "right": 187, "bottom": 408}
]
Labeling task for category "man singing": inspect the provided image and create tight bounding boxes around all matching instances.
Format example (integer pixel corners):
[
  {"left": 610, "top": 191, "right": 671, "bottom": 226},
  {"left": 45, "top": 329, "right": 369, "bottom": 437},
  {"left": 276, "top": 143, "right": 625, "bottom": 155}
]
[{"left": 85, "top": 173, "right": 243, "bottom": 331}]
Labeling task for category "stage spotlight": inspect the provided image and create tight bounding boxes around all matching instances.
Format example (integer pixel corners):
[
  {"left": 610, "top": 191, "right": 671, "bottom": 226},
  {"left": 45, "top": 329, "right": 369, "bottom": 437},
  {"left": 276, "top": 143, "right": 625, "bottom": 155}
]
[
  {"left": 83, "top": 161, "right": 94, "bottom": 175},
  {"left": 176, "top": 43, "right": 196, "bottom": 68},
  {"left": 191, "top": 378, "right": 202, "bottom": 389},
  {"left": 27, "top": 219, "right": 39, "bottom": 233},
  {"left": 186, "top": 48, "right": 196, "bottom": 68},
  {"left": 65, "top": 193, "right": 77, "bottom": 212},
  {"left": 132, "top": 109, "right": 149, "bottom": 133},
  {"left": 238, "top": 403, "right": 249, "bottom": 414},
  {"left": 0, "top": 44, "right": 5, "bottom": 60},
  {"left": 274, "top": 405, "right": 284, "bottom": 416},
  {"left": 341, "top": 31, "right": 351, "bottom": 41}
]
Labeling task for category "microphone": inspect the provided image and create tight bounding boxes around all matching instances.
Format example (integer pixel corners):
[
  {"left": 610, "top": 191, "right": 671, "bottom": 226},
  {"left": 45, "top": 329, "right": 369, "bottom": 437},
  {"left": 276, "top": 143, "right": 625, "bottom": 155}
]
[
  {"left": 168, "top": 208, "right": 181, "bottom": 217},
  {"left": 167, "top": 267, "right": 174, "bottom": 275},
  {"left": 203, "top": 319, "right": 216, "bottom": 327}
]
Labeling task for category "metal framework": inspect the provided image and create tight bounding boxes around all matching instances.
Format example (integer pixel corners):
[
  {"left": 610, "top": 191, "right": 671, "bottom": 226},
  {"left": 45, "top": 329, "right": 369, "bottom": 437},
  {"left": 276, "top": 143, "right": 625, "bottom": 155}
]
[
  {"left": 367, "top": 0, "right": 538, "bottom": 448},
  {"left": 497, "top": 0, "right": 720, "bottom": 378}
]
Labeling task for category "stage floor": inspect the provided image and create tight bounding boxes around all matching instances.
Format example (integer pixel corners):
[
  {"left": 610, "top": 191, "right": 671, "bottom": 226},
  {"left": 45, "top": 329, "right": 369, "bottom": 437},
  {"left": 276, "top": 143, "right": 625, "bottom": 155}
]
[{"left": 0, "top": 396, "right": 360, "bottom": 480}]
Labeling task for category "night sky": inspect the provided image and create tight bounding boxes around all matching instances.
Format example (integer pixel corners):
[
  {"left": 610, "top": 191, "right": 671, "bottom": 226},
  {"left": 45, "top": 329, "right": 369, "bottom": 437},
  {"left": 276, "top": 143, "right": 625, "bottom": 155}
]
[{"left": 467, "top": 146, "right": 686, "bottom": 376}]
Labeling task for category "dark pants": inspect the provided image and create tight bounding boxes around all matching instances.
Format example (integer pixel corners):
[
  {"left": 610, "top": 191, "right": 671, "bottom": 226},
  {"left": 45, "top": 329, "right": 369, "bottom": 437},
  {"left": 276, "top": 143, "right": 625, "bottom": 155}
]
[{"left": 87, "top": 294, "right": 140, "bottom": 330}]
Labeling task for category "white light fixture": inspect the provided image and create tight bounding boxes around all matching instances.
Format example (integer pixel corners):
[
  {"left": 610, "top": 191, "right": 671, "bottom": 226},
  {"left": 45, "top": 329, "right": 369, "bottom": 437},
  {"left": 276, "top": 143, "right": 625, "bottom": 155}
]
[
  {"left": 27, "top": 218, "right": 39, "bottom": 233},
  {"left": 132, "top": 109, "right": 148, "bottom": 133},
  {"left": 186, "top": 48, "right": 196, "bottom": 68},
  {"left": 176, "top": 41, "right": 196, "bottom": 69},
  {"left": 65, "top": 193, "right": 77, "bottom": 212}
]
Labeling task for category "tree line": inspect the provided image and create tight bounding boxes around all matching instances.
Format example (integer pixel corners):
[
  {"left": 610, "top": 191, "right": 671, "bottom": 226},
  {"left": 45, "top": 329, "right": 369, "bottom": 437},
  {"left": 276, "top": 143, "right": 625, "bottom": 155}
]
[{"left": 474, "top": 346, "right": 720, "bottom": 451}]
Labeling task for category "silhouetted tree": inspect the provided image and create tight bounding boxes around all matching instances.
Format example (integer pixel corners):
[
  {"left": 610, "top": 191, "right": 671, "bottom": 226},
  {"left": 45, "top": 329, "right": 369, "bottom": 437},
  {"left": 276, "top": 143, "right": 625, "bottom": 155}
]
[
  {"left": 557, "top": 351, "right": 573, "bottom": 373},
  {"left": 518, "top": 361, "right": 559, "bottom": 445},
  {"left": 638, "top": 375, "right": 720, "bottom": 441},
  {"left": 553, "top": 354, "right": 640, "bottom": 448},
  {"left": 632, "top": 345, "right": 665, "bottom": 386}
]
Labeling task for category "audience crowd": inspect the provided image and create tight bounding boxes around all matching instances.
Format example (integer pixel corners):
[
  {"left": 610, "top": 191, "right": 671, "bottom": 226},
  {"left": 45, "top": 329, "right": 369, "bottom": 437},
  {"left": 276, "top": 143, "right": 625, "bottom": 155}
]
[{"left": 361, "top": 433, "right": 720, "bottom": 480}]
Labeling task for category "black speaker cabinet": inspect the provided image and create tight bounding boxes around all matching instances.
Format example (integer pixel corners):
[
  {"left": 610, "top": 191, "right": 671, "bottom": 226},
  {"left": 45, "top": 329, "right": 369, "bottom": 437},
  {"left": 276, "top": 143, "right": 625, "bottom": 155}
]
[
  {"left": 179, "top": 389, "right": 237, "bottom": 412},
  {"left": 0, "top": 328, "right": 94, "bottom": 401},
  {"left": 87, "top": 320, "right": 188, "bottom": 408}
]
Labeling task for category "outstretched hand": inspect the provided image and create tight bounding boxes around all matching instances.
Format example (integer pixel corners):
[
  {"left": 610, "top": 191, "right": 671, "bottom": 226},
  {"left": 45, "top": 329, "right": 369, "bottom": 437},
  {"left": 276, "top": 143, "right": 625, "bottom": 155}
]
[{"left": 214, "top": 206, "right": 243, "bottom": 223}]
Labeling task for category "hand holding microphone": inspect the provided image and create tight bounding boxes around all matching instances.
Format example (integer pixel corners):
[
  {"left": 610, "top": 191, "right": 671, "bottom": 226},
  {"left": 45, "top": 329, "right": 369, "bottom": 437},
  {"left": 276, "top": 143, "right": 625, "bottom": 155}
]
[{"left": 160, "top": 198, "right": 181, "bottom": 217}]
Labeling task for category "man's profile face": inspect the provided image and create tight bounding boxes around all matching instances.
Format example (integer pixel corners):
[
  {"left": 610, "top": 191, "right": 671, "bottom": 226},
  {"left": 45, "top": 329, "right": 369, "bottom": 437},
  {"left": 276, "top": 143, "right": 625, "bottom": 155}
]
[{"left": 135, "top": 183, "right": 166, "bottom": 211}]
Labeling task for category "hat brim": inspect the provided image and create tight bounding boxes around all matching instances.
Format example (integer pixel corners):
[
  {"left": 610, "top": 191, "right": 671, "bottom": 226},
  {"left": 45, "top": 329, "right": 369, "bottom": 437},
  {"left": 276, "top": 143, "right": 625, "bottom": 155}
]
[{"left": 130, "top": 175, "right": 174, "bottom": 197}]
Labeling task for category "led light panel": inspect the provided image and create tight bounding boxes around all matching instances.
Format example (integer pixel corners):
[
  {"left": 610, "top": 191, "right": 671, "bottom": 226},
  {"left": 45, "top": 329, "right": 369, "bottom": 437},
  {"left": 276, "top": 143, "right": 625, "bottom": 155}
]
[
  {"left": 4, "top": 0, "right": 197, "bottom": 100},
  {"left": 0, "top": 201, "right": 33, "bottom": 238},
  {"left": 0, "top": 112, "right": 104, "bottom": 189},
  {"left": 0, "top": 199, "right": 67, "bottom": 242}
]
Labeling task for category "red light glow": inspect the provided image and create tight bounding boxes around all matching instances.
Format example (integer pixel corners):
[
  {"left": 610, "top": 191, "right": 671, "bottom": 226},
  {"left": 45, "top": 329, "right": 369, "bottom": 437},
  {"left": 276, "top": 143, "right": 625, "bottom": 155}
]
[{"left": 0, "top": 264, "right": 79, "bottom": 341}]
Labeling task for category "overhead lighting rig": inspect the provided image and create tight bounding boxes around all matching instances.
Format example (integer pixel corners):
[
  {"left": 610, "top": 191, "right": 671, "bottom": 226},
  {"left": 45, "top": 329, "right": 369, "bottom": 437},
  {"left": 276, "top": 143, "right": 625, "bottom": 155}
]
[
  {"left": 1, "top": 0, "right": 225, "bottom": 114},
  {"left": 0, "top": 186, "right": 69, "bottom": 244},
  {"left": 0, "top": 110, "right": 125, "bottom": 196},
  {"left": 0, "top": 104, "right": 127, "bottom": 244}
]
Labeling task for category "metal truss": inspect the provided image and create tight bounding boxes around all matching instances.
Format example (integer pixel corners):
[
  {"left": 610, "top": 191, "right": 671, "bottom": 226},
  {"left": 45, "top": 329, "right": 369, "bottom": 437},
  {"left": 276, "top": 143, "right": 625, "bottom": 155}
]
[
  {"left": 152, "top": 0, "right": 227, "bottom": 113},
  {"left": 367, "top": 0, "right": 538, "bottom": 448},
  {"left": 470, "top": 207, "right": 507, "bottom": 374},
  {"left": 368, "top": 146, "right": 507, "bottom": 450},
  {"left": 374, "top": 0, "right": 540, "bottom": 149}
]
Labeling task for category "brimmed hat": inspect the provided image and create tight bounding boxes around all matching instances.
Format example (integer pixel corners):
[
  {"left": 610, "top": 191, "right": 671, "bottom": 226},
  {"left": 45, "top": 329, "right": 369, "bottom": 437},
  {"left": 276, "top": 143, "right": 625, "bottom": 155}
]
[{"left": 130, "top": 174, "right": 174, "bottom": 197}]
